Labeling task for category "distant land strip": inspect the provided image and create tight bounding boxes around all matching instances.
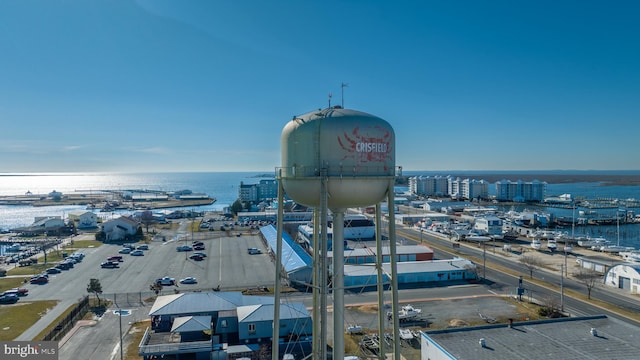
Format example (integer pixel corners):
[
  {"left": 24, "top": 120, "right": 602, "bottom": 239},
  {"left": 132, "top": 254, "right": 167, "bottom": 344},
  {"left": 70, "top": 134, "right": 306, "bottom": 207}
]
[
  {"left": 398, "top": 174, "right": 640, "bottom": 186},
  {"left": 441, "top": 174, "right": 640, "bottom": 186}
]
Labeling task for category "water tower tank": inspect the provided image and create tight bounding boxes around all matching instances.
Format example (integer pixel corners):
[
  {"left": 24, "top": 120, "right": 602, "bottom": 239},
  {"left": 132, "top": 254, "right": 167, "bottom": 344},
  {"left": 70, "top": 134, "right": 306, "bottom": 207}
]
[{"left": 280, "top": 107, "right": 395, "bottom": 209}]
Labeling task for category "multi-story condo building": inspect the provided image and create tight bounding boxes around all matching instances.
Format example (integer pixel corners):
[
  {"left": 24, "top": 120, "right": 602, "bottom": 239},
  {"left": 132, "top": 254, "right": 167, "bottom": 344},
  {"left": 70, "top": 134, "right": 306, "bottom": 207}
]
[
  {"left": 495, "top": 179, "right": 546, "bottom": 202},
  {"left": 409, "top": 175, "right": 448, "bottom": 197},
  {"left": 238, "top": 179, "right": 278, "bottom": 203}
]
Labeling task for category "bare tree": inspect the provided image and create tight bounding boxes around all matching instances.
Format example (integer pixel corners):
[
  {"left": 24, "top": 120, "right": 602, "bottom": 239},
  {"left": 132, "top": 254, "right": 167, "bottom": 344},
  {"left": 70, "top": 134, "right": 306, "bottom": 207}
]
[
  {"left": 140, "top": 210, "right": 154, "bottom": 233},
  {"left": 574, "top": 268, "right": 601, "bottom": 299},
  {"left": 519, "top": 254, "right": 545, "bottom": 279},
  {"left": 540, "top": 294, "right": 562, "bottom": 317}
]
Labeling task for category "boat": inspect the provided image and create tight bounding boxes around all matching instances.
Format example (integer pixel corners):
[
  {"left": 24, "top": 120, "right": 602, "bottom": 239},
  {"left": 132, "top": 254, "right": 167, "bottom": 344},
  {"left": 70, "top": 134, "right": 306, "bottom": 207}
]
[
  {"left": 577, "top": 236, "right": 610, "bottom": 248},
  {"left": 464, "top": 232, "right": 491, "bottom": 242},
  {"left": 620, "top": 251, "right": 640, "bottom": 263},
  {"left": 598, "top": 245, "right": 635, "bottom": 253},
  {"left": 530, "top": 239, "right": 541, "bottom": 251},
  {"left": 387, "top": 304, "right": 422, "bottom": 322},
  {"left": 502, "top": 230, "right": 519, "bottom": 240},
  {"left": 546, "top": 239, "right": 557, "bottom": 251}
]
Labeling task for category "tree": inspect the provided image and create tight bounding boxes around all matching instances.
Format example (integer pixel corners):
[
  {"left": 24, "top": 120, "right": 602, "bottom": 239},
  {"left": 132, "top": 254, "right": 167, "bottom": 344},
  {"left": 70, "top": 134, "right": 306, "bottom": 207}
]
[
  {"left": 574, "top": 268, "right": 601, "bottom": 299},
  {"left": 230, "top": 199, "right": 243, "bottom": 216},
  {"left": 87, "top": 278, "right": 103, "bottom": 305},
  {"left": 519, "top": 254, "right": 545, "bottom": 279},
  {"left": 150, "top": 282, "right": 163, "bottom": 296},
  {"left": 140, "top": 210, "right": 154, "bottom": 233},
  {"left": 95, "top": 231, "right": 106, "bottom": 242}
]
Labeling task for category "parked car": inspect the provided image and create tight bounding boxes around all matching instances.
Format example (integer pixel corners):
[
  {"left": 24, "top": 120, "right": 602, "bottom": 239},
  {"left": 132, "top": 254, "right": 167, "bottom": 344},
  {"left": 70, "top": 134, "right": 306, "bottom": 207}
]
[
  {"left": 55, "top": 262, "right": 71, "bottom": 270},
  {"left": 30, "top": 275, "right": 48, "bottom": 284},
  {"left": 107, "top": 256, "right": 123, "bottom": 262},
  {"left": 2, "top": 288, "right": 28, "bottom": 297},
  {"left": 193, "top": 245, "right": 205, "bottom": 251},
  {"left": 189, "top": 254, "right": 204, "bottom": 261},
  {"left": 192, "top": 241, "right": 204, "bottom": 247},
  {"left": 0, "top": 294, "right": 19, "bottom": 304},
  {"left": 247, "top": 248, "right": 262, "bottom": 255},
  {"left": 136, "top": 244, "right": 149, "bottom": 250},
  {"left": 176, "top": 245, "right": 193, "bottom": 252},
  {"left": 46, "top": 267, "right": 62, "bottom": 274},
  {"left": 130, "top": 250, "right": 144, "bottom": 256},
  {"left": 100, "top": 261, "right": 119, "bottom": 269},
  {"left": 156, "top": 277, "right": 176, "bottom": 286},
  {"left": 193, "top": 252, "right": 207, "bottom": 258},
  {"left": 118, "top": 248, "right": 132, "bottom": 254},
  {"left": 179, "top": 277, "right": 197, "bottom": 284}
]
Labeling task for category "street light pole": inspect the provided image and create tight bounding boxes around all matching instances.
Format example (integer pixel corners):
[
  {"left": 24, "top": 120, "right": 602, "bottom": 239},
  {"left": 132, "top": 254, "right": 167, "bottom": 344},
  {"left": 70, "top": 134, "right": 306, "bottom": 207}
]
[{"left": 560, "top": 264, "right": 564, "bottom": 312}]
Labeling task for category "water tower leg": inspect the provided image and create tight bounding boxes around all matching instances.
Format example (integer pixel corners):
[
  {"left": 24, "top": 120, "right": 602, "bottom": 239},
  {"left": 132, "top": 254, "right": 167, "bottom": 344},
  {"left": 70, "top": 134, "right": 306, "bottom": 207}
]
[
  {"left": 312, "top": 208, "right": 321, "bottom": 358},
  {"left": 388, "top": 181, "right": 401, "bottom": 359},
  {"left": 332, "top": 209, "right": 345, "bottom": 360},
  {"left": 272, "top": 177, "right": 285, "bottom": 360},
  {"left": 375, "top": 204, "right": 386, "bottom": 356}
]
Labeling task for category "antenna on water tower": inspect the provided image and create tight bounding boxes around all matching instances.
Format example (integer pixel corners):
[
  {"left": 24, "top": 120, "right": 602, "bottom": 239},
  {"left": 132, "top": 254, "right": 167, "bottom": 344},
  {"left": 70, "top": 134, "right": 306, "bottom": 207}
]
[{"left": 341, "top": 82, "right": 349, "bottom": 108}]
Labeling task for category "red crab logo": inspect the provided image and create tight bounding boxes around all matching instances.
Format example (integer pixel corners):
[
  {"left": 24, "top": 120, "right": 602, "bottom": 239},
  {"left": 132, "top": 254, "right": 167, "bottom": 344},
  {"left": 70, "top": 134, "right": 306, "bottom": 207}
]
[{"left": 337, "top": 126, "right": 393, "bottom": 168}]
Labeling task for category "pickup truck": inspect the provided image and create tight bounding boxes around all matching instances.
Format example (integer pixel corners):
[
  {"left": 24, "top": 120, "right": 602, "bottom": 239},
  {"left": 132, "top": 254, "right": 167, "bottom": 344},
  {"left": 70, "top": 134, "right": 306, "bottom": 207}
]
[
  {"left": 100, "top": 261, "right": 120, "bottom": 269},
  {"left": 156, "top": 277, "right": 176, "bottom": 286}
]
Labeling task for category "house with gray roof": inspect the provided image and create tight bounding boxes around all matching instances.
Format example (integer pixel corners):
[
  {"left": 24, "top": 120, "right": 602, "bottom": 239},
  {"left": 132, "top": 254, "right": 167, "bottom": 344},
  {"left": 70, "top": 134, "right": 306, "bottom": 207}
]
[
  {"left": 140, "top": 291, "right": 312, "bottom": 360},
  {"left": 101, "top": 216, "right": 140, "bottom": 242}
]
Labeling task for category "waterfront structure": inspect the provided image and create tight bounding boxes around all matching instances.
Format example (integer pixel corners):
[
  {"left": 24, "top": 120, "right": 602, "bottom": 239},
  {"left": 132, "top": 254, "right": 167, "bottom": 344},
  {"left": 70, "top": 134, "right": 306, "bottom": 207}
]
[
  {"left": 67, "top": 210, "right": 98, "bottom": 228},
  {"left": 328, "top": 245, "right": 435, "bottom": 265},
  {"left": 473, "top": 216, "right": 504, "bottom": 238},
  {"left": 343, "top": 258, "right": 476, "bottom": 288},
  {"left": 100, "top": 216, "right": 140, "bottom": 242},
  {"left": 409, "top": 175, "right": 449, "bottom": 197},
  {"left": 10, "top": 216, "right": 65, "bottom": 235},
  {"left": 604, "top": 263, "right": 640, "bottom": 293},
  {"left": 495, "top": 179, "right": 547, "bottom": 202},
  {"left": 421, "top": 315, "right": 640, "bottom": 359},
  {"left": 238, "top": 179, "right": 278, "bottom": 203},
  {"left": 448, "top": 177, "right": 490, "bottom": 200}
]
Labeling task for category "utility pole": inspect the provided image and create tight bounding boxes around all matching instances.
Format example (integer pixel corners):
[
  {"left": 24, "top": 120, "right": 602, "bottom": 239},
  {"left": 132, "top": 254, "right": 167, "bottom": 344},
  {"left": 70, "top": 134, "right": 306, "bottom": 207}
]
[{"left": 560, "top": 264, "right": 565, "bottom": 312}]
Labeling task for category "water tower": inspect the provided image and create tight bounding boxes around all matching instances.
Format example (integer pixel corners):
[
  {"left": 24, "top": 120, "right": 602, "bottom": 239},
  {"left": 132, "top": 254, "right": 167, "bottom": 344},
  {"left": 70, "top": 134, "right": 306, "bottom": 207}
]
[{"left": 273, "top": 106, "right": 402, "bottom": 359}]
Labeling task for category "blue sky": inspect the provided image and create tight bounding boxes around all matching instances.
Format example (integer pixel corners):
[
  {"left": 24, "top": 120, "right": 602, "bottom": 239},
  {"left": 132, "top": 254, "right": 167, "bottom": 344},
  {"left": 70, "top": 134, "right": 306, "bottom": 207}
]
[{"left": 1, "top": 1, "right": 638, "bottom": 173}]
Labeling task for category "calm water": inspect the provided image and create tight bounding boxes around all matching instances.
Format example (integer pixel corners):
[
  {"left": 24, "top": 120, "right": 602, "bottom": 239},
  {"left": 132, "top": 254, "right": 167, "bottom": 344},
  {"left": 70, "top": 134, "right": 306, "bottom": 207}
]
[
  {"left": 2, "top": 171, "right": 640, "bottom": 248},
  {"left": 0, "top": 172, "right": 274, "bottom": 230}
]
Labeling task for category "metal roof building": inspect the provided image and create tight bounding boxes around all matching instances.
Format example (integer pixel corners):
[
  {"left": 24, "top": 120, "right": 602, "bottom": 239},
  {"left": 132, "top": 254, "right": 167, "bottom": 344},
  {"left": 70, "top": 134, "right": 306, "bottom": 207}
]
[
  {"left": 604, "top": 263, "right": 640, "bottom": 294},
  {"left": 421, "top": 315, "right": 640, "bottom": 360},
  {"left": 260, "top": 225, "right": 313, "bottom": 287},
  {"left": 342, "top": 258, "right": 476, "bottom": 289}
]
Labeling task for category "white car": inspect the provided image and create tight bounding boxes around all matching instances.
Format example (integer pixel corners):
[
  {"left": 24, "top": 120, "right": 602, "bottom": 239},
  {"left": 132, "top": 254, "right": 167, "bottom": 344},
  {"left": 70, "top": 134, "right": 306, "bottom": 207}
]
[
  {"left": 156, "top": 277, "right": 176, "bottom": 286},
  {"left": 179, "top": 277, "right": 197, "bottom": 284}
]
